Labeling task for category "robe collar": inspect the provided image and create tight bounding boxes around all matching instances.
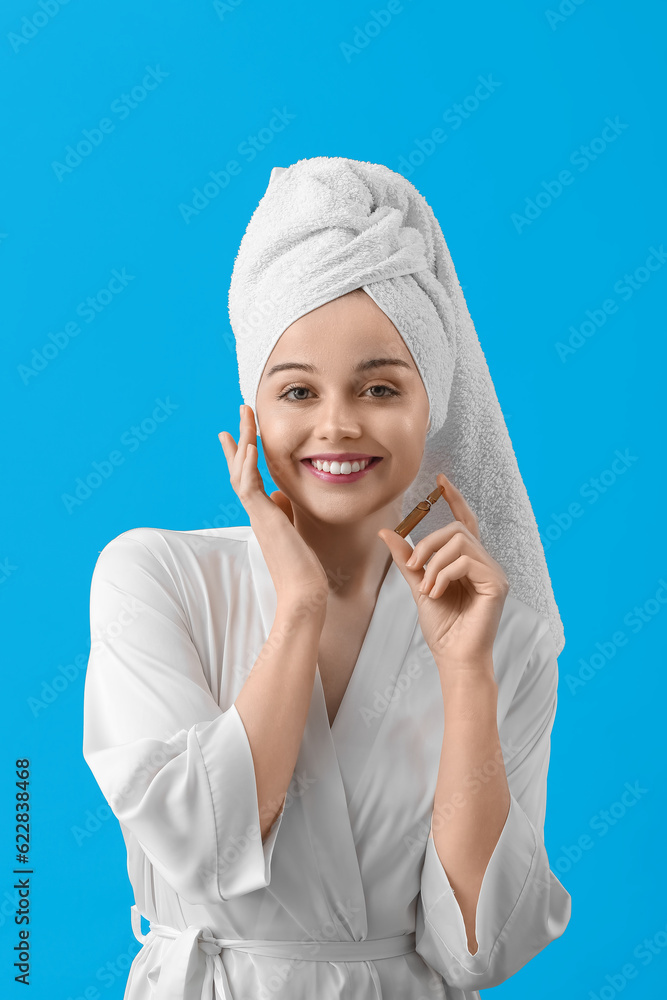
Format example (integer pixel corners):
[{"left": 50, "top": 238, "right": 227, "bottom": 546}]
[
  {"left": 245, "top": 525, "right": 420, "bottom": 764},
  {"left": 245, "top": 524, "right": 421, "bottom": 939}
]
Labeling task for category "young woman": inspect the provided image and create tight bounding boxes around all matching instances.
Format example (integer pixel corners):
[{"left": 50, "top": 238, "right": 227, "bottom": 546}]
[{"left": 83, "top": 157, "right": 571, "bottom": 1000}]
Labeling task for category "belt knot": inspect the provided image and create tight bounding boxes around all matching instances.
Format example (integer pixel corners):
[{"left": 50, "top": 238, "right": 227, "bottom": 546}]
[{"left": 197, "top": 928, "right": 224, "bottom": 957}]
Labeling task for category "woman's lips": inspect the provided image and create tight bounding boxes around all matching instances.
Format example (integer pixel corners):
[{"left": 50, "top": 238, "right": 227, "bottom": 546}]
[{"left": 301, "top": 456, "right": 383, "bottom": 483}]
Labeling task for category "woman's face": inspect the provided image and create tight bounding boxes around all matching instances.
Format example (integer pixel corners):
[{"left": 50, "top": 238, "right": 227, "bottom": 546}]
[{"left": 255, "top": 289, "right": 431, "bottom": 527}]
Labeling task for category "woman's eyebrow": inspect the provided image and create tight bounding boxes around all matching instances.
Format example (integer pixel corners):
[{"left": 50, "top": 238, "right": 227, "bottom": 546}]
[{"left": 265, "top": 358, "right": 413, "bottom": 378}]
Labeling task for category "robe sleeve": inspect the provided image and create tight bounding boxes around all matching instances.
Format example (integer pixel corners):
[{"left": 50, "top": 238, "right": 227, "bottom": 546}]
[
  {"left": 414, "top": 622, "right": 572, "bottom": 991},
  {"left": 82, "top": 528, "right": 286, "bottom": 906}
]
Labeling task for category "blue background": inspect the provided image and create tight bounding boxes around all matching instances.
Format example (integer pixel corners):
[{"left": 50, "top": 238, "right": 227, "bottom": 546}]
[{"left": 2, "top": 0, "right": 665, "bottom": 996}]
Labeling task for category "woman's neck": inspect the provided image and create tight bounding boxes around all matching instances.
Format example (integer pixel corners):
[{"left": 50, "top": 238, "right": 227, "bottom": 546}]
[{"left": 292, "top": 502, "right": 402, "bottom": 602}]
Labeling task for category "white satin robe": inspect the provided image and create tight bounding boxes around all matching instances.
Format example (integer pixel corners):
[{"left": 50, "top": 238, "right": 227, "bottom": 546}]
[{"left": 82, "top": 524, "right": 571, "bottom": 1000}]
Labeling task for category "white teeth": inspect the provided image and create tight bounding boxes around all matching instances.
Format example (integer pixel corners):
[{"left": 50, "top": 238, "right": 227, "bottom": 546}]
[{"left": 309, "top": 458, "right": 371, "bottom": 474}]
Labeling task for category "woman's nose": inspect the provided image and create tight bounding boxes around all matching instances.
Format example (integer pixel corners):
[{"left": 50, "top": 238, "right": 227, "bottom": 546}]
[{"left": 311, "top": 398, "right": 363, "bottom": 440}]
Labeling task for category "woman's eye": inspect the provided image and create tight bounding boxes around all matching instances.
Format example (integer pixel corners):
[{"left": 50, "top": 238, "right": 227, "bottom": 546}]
[
  {"left": 277, "top": 383, "right": 400, "bottom": 401},
  {"left": 367, "top": 384, "right": 400, "bottom": 397},
  {"left": 278, "top": 385, "right": 311, "bottom": 401}
]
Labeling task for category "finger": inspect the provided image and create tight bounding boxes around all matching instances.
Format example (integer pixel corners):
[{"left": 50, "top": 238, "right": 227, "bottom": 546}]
[
  {"left": 436, "top": 472, "right": 480, "bottom": 540},
  {"left": 417, "top": 534, "right": 497, "bottom": 593},
  {"left": 406, "top": 522, "right": 482, "bottom": 573},
  {"left": 377, "top": 528, "right": 416, "bottom": 567},
  {"left": 233, "top": 405, "right": 256, "bottom": 482},
  {"left": 239, "top": 444, "right": 272, "bottom": 521},
  {"left": 238, "top": 442, "right": 264, "bottom": 504},
  {"left": 218, "top": 431, "right": 237, "bottom": 465},
  {"left": 427, "top": 555, "right": 506, "bottom": 600},
  {"left": 377, "top": 528, "right": 425, "bottom": 601}
]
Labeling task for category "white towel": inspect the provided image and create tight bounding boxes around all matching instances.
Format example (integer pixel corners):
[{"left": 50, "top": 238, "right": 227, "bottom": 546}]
[{"left": 228, "top": 157, "right": 564, "bottom": 656}]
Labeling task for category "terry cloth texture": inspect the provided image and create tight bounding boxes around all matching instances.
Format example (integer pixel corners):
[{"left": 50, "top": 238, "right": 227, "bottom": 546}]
[{"left": 228, "top": 157, "right": 564, "bottom": 656}]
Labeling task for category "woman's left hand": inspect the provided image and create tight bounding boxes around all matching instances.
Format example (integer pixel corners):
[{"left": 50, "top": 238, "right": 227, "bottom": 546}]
[{"left": 378, "top": 472, "right": 509, "bottom": 672}]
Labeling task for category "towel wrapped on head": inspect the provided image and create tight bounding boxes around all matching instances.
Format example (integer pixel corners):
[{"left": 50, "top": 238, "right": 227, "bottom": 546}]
[{"left": 228, "top": 156, "right": 564, "bottom": 656}]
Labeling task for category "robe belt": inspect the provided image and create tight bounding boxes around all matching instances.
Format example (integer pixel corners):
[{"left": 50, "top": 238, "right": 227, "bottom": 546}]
[{"left": 131, "top": 903, "right": 416, "bottom": 1000}]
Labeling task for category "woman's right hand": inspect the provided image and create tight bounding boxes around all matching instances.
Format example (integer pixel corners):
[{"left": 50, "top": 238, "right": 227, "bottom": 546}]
[{"left": 219, "top": 404, "right": 330, "bottom": 610}]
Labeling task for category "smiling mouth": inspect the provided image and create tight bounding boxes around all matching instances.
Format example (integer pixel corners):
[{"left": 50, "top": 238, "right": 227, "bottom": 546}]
[{"left": 301, "top": 456, "right": 383, "bottom": 481}]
